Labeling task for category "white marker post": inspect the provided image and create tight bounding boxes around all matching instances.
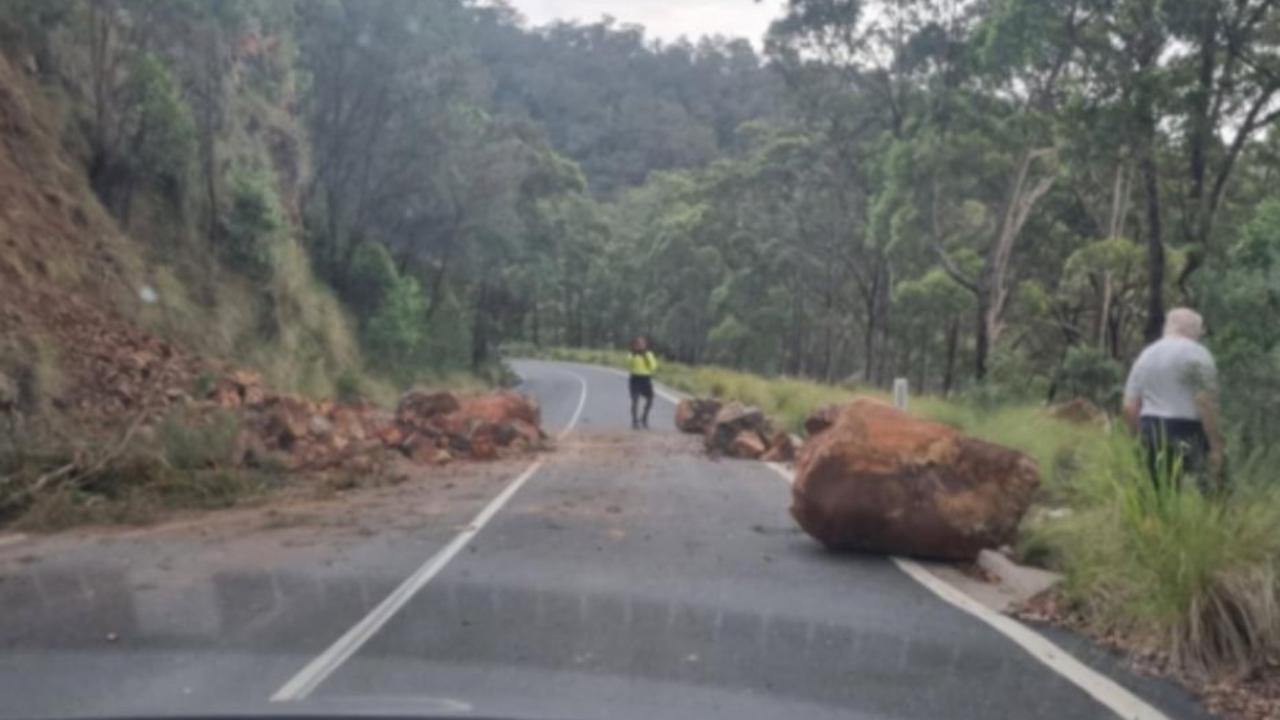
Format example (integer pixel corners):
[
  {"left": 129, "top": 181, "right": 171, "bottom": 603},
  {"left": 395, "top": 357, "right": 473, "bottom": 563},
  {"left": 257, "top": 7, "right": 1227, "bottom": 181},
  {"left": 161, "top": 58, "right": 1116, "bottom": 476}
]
[{"left": 893, "top": 378, "right": 909, "bottom": 410}]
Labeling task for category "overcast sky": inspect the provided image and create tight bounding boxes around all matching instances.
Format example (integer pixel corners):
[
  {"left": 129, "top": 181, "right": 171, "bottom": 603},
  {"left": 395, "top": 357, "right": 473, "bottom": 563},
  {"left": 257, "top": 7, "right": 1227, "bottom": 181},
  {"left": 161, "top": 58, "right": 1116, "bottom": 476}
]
[{"left": 505, "top": 1, "right": 788, "bottom": 46}]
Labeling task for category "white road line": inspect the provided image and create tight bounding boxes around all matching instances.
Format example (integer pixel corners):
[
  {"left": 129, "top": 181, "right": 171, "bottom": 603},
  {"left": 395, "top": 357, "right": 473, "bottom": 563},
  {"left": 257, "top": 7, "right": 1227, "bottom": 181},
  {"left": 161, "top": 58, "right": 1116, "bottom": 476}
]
[
  {"left": 761, "top": 462, "right": 1169, "bottom": 720},
  {"left": 270, "top": 369, "right": 590, "bottom": 702},
  {"left": 892, "top": 558, "right": 1168, "bottom": 720},
  {"left": 558, "top": 369, "right": 590, "bottom": 439}
]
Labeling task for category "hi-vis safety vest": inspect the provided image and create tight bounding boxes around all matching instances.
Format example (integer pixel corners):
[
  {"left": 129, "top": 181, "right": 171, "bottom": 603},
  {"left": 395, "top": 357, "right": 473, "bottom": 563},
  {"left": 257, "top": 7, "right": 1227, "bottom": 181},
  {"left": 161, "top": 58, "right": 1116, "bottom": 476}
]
[{"left": 629, "top": 351, "right": 658, "bottom": 377}]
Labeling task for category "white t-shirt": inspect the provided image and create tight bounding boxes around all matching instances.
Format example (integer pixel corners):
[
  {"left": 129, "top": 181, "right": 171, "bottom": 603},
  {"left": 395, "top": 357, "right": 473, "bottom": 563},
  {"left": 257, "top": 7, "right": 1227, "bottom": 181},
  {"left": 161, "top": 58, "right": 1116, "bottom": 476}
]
[{"left": 1123, "top": 336, "right": 1218, "bottom": 420}]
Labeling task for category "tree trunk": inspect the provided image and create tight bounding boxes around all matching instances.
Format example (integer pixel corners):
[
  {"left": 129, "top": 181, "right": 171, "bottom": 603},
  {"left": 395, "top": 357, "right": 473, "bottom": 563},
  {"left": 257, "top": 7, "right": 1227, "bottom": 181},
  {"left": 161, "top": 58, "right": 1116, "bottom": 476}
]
[
  {"left": 974, "top": 295, "right": 990, "bottom": 381},
  {"left": 1098, "top": 271, "right": 1112, "bottom": 352},
  {"left": 943, "top": 317, "right": 959, "bottom": 396},
  {"left": 1140, "top": 146, "right": 1165, "bottom": 343}
]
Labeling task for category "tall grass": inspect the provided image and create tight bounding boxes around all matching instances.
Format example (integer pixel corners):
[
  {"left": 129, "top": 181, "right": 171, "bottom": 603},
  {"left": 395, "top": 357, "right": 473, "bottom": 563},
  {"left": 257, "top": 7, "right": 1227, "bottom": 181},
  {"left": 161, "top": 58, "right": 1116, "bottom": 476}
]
[{"left": 1028, "top": 435, "right": 1280, "bottom": 678}]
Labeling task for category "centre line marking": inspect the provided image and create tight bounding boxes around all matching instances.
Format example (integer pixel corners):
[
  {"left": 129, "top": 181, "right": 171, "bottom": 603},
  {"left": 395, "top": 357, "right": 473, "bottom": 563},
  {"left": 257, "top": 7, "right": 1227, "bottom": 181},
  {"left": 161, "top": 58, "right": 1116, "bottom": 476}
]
[{"left": 270, "top": 364, "right": 589, "bottom": 702}]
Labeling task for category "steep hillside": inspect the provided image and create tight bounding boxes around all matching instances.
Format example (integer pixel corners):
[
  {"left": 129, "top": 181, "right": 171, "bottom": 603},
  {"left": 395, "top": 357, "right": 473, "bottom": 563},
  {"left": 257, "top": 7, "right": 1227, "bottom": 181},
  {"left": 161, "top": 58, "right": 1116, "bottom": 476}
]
[
  {"left": 0, "top": 20, "right": 372, "bottom": 430},
  {"left": 0, "top": 50, "right": 210, "bottom": 425}
]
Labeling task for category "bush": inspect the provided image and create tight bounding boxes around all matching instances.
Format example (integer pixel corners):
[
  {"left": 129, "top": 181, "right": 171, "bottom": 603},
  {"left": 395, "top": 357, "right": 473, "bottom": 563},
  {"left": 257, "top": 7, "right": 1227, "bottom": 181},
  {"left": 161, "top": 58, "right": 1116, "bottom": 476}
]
[
  {"left": 421, "top": 288, "right": 471, "bottom": 370},
  {"left": 222, "top": 170, "right": 283, "bottom": 280},
  {"left": 346, "top": 241, "right": 399, "bottom": 319},
  {"left": 129, "top": 53, "right": 196, "bottom": 203},
  {"left": 1057, "top": 345, "right": 1124, "bottom": 408},
  {"left": 364, "top": 276, "right": 427, "bottom": 373}
]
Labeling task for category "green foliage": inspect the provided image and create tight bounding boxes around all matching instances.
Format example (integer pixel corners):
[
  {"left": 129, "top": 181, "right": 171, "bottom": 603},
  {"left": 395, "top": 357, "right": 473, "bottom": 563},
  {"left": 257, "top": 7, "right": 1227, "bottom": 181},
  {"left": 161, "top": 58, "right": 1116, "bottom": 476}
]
[
  {"left": 1058, "top": 346, "right": 1124, "bottom": 408},
  {"left": 421, "top": 288, "right": 471, "bottom": 370},
  {"left": 1202, "top": 199, "right": 1280, "bottom": 449},
  {"left": 128, "top": 53, "right": 197, "bottom": 201},
  {"left": 347, "top": 242, "right": 399, "bottom": 319},
  {"left": 364, "top": 276, "right": 428, "bottom": 373},
  {"left": 222, "top": 170, "right": 283, "bottom": 280}
]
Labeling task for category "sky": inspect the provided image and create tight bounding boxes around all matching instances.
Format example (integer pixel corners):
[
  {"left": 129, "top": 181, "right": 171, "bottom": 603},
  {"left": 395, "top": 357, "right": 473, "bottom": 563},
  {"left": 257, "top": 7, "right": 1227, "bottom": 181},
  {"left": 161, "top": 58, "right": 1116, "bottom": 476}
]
[{"left": 505, "top": 0, "right": 788, "bottom": 46}]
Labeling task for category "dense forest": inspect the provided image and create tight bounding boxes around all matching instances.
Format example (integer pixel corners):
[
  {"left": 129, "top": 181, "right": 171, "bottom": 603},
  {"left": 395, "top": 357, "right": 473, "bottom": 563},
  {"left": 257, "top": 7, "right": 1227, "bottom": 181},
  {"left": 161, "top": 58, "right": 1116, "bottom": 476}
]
[{"left": 3, "top": 0, "right": 1279, "bottom": 444}]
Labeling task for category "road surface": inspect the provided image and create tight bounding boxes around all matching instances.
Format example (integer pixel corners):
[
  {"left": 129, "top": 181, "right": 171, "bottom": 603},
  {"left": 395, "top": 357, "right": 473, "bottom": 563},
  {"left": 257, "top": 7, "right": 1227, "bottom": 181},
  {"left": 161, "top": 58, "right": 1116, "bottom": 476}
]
[{"left": 0, "top": 359, "right": 1210, "bottom": 719}]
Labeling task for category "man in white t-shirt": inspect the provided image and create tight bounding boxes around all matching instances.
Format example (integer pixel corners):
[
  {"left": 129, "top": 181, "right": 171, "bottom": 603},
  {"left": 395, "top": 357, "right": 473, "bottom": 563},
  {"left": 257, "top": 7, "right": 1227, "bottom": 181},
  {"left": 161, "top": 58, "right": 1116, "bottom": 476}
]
[{"left": 1123, "top": 308, "right": 1224, "bottom": 489}]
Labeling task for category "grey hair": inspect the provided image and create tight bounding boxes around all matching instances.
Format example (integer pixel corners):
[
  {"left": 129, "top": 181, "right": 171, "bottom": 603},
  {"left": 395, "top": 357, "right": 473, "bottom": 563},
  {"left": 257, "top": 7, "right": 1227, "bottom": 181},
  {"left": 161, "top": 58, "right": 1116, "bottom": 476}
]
[{"left": 1164, "top": 307, "right": 1205, "bottom": 340}]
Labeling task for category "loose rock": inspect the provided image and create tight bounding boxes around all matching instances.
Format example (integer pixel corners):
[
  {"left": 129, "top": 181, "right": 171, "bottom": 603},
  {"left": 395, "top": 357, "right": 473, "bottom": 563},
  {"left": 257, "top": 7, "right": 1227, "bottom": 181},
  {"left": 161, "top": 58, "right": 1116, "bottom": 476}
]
[
  {"left": 705, "top": 402, "right": 771, "bottom": 456},
  {"left": 761, "top": 431, "right": 797, "bottom": 463},
  {"left": 729, "top": 430, "right": 768, "bottom": 459},
  {"left": 675, "top": 398, "right": 722, "bottom": 434}
]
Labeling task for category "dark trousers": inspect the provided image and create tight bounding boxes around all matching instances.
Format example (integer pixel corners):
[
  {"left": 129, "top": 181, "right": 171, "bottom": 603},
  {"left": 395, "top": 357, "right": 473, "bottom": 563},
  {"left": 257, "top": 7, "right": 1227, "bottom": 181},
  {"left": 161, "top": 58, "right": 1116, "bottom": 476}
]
[
  {"left": 629, "top": 375, "right": 653, "bottom": 427},
  {"left": 1139, "top": 416, "right": 1209, "bottom": 491}
]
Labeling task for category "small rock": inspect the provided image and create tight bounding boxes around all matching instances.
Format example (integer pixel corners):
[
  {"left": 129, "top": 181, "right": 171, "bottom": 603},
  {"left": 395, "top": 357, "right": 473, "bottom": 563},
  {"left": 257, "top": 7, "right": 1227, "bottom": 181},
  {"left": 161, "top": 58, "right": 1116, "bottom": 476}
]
[
  {"left": 675, "top": 398, "right": 722, "bottom": 434},
  {"left": 728, "top": 429, "right": 767, "bottom": 459},
  {"left": 761, "top": 431, "right": 797, "bottom": 463},
  {"left": 308, "top": 415, "right": 334, "bottom": 439}
]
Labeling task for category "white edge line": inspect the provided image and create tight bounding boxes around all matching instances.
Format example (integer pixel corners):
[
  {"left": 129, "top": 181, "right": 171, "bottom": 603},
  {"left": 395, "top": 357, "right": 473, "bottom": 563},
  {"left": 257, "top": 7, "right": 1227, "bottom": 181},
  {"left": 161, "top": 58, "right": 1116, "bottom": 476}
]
[
  {"left": 761, "top": 461, "right": 1168, "bottom": 720},
  {"left": 558, "top": 369, "right": 590, "bottom": 440},
  {"left": 271, "top": 366, "right": 590, "bottom": 702},
  {"left": 892, "top": 557, "right": 1168, "bottom": 720}
]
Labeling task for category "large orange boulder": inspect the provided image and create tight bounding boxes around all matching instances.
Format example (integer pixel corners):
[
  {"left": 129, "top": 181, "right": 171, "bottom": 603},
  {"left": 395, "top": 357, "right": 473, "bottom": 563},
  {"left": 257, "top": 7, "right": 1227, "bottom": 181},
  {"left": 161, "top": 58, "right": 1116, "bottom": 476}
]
[
  {"left": 791, "top": 399, "right": 1039, "bottom": 561},
  {"left": 675, "top": 398, "right": 722, "bottom": 434}
]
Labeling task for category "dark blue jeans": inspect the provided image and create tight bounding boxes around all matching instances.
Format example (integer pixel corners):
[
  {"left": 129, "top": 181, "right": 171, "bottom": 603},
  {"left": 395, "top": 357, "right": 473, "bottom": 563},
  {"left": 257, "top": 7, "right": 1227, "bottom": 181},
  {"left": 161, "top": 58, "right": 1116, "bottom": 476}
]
[{"left": 1139, "top": 416, "right": 1209, "bottom": 491}]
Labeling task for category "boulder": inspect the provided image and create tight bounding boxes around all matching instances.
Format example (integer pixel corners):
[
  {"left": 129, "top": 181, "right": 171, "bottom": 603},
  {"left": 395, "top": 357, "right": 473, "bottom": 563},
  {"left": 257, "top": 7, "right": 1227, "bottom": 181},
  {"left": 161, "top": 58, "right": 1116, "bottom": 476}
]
[
  {"left": 396, "top": 391, "right": 461, "bottom": 429},
  {"left": 402, "top": 432, "right": 441, "bottom": 465},
  {"left": 704, "top": 402, "right": 771, "bottom": 456},
  {"left": 675, "top": 398, "right": 722, "bottom": 434},
  {"left": 791, "top": 398, "right": 1039, "bottom": 561},
  {"left": 211, "top": 370, "right": 266, "bottom": 408},
  {"left": 459, "top": 391, "right": 542, "bottom": 428},
  {"left": 261, "top": 397, "right": 312, "bottom": 449},
  {"left": 804, "top": 404, "right": 842, "bottom": 438},
  {"left": 1049, "top": 398, "right": 1106, "bottom": 425},
  {"left": 729, "top": 430, "right": 768, "bottom": 459},
  {"left": 761, "top": 431, "right": 797, "bottom": 463}
]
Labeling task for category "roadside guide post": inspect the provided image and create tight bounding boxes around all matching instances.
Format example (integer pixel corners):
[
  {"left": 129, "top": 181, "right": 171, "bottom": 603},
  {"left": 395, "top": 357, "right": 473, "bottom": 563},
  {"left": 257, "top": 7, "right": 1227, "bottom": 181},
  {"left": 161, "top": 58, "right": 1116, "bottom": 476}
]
[{"left": 893, "top": 378, "right": 909, "bottom": 410}]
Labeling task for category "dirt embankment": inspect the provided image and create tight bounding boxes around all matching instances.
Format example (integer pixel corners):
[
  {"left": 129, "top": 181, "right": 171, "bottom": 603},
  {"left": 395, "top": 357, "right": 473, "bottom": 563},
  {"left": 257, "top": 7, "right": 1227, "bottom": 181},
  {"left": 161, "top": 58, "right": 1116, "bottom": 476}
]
[{"left": 0, "top": 51, "right": 547, "bottom": 531}]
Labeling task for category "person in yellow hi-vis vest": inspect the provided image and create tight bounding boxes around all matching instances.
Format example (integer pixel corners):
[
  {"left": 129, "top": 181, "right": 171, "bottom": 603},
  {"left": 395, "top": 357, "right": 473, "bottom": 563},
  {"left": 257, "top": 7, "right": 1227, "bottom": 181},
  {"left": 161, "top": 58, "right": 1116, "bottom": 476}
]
[{"left": 628, "top": 336, "right": 659, "bottom": 429}]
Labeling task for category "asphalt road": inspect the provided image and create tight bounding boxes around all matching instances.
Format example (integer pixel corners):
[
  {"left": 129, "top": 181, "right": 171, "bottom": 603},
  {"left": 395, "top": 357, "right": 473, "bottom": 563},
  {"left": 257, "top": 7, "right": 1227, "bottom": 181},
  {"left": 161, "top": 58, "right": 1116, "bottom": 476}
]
[{"left": 0, "top": 359, "right": 1211, "bottom": 720}]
